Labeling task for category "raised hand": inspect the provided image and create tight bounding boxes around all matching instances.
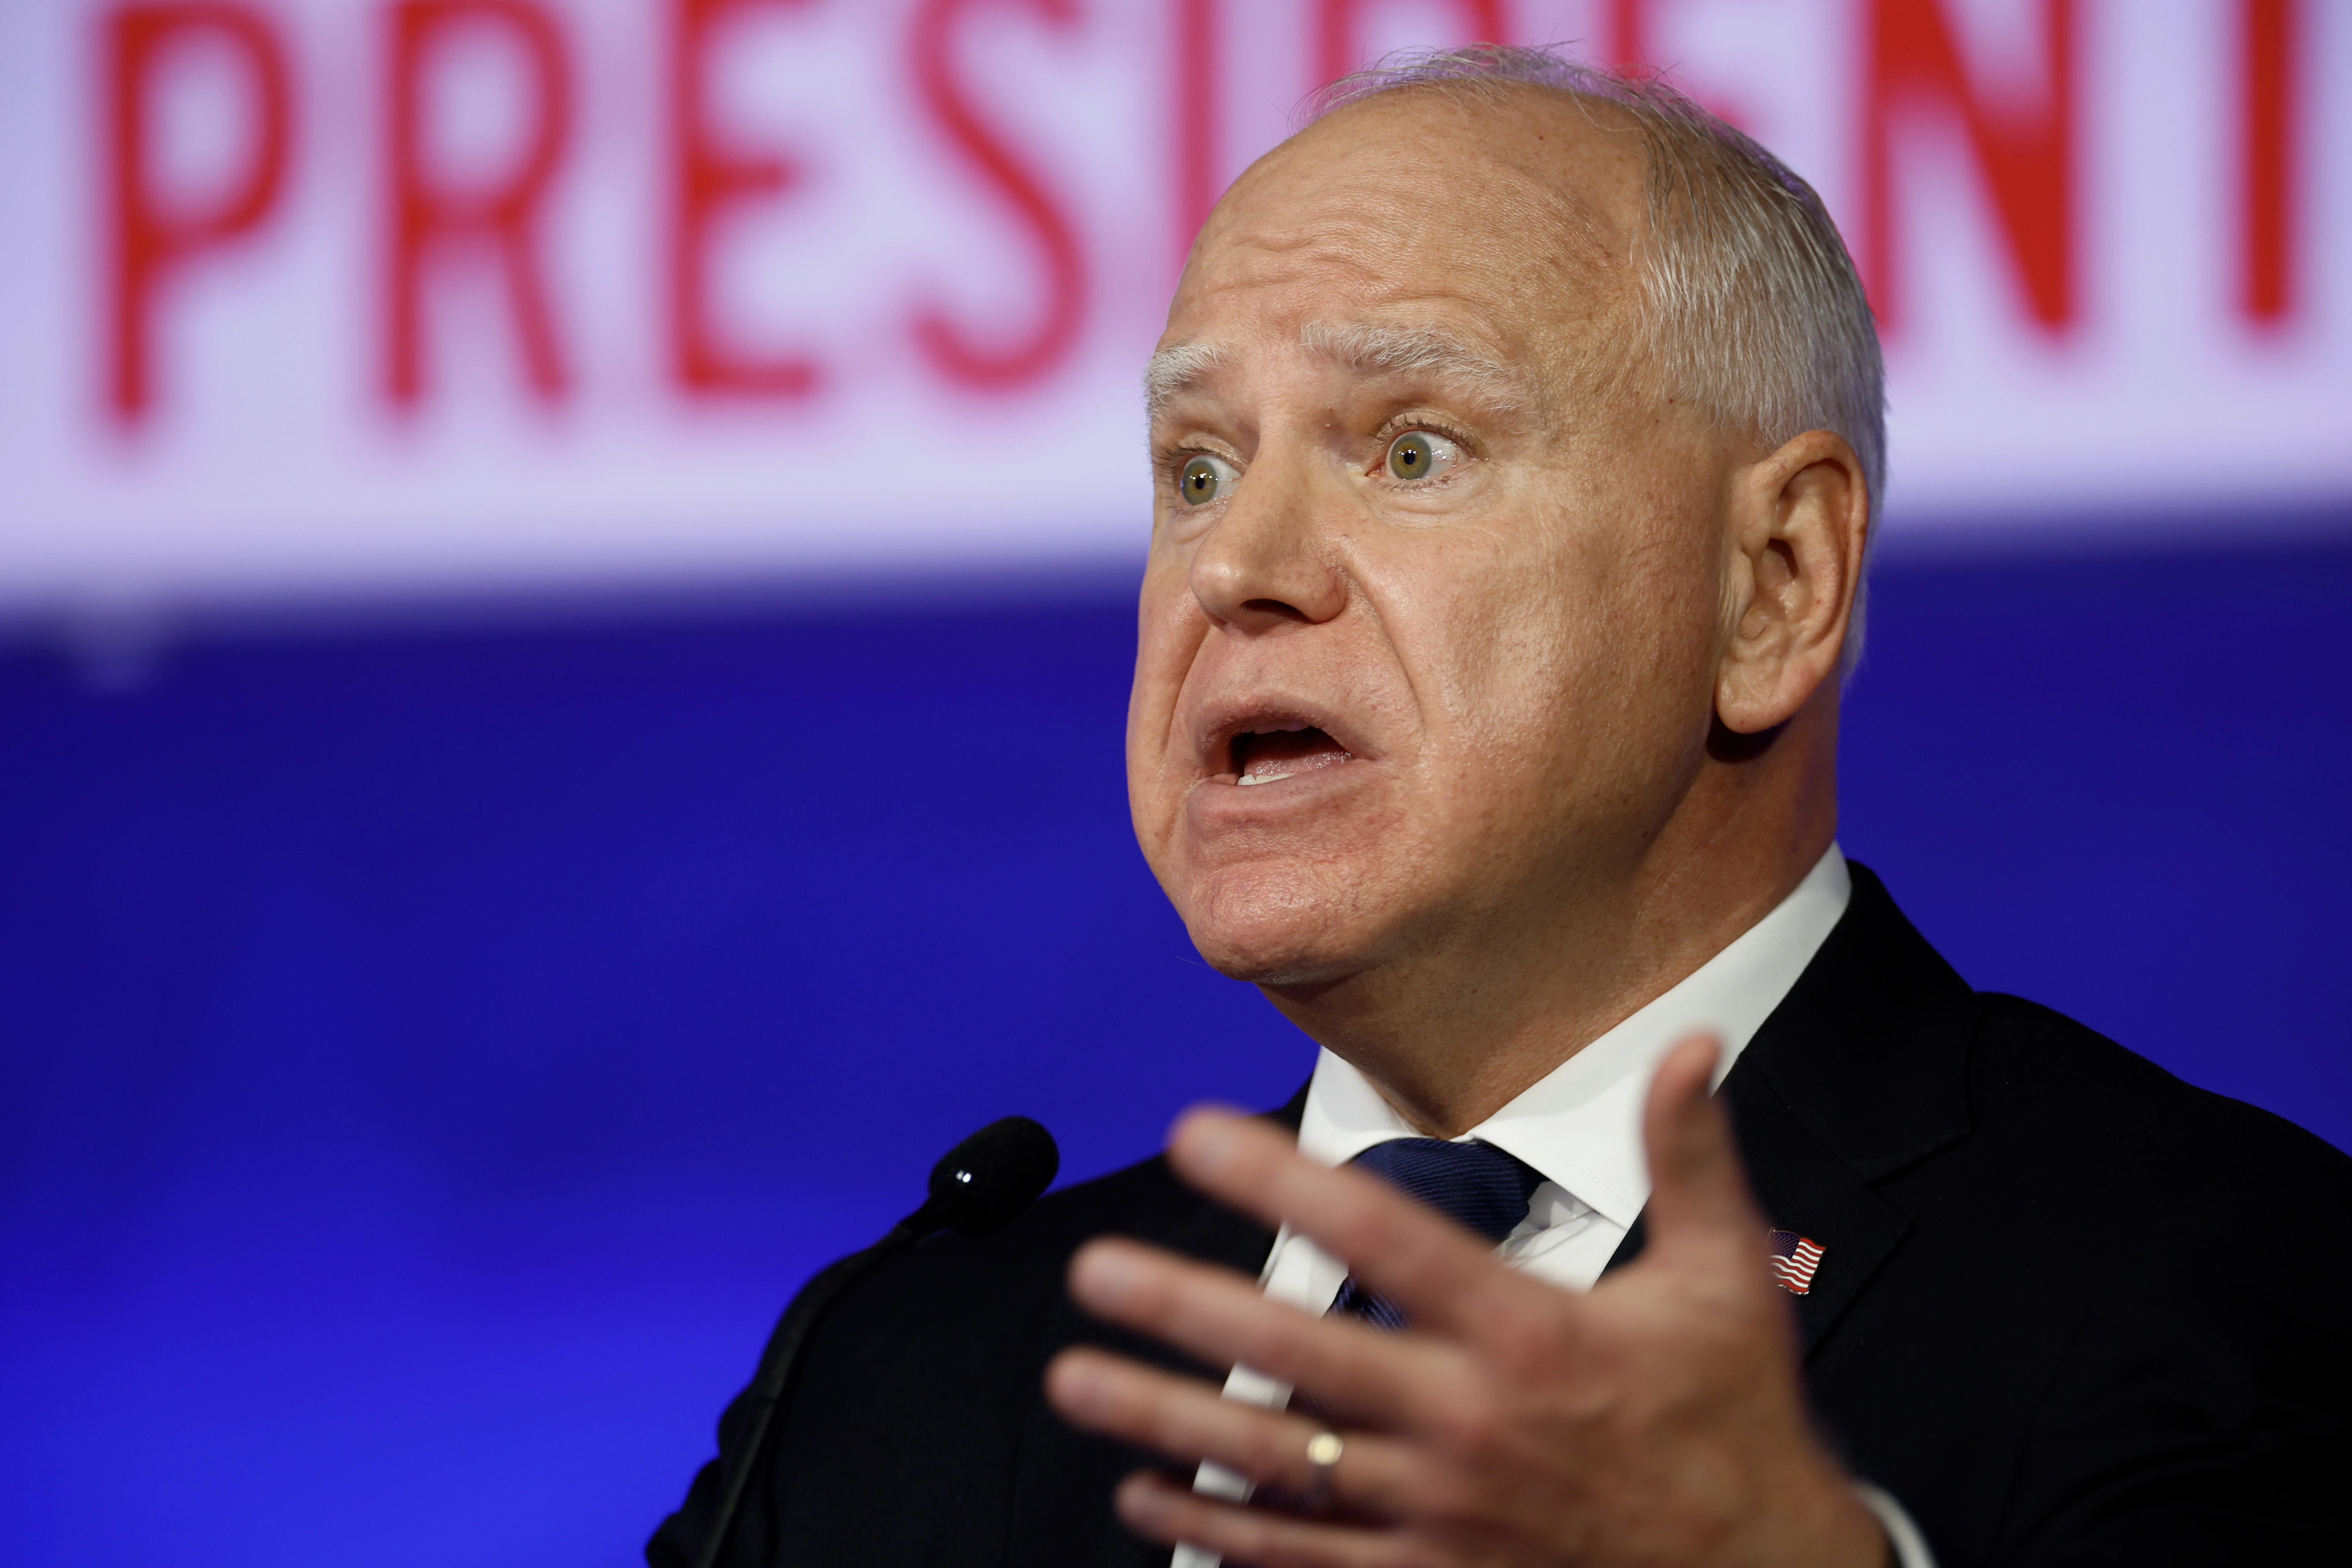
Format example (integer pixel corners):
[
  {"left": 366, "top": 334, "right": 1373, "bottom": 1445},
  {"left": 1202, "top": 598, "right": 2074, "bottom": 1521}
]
[{"left": 1044, "top": 1035, "right": 1888, "bottom": 1568}]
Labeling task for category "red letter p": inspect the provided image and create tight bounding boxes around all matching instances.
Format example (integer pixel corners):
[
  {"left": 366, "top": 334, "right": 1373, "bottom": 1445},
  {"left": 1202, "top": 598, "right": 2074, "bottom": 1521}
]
[{"left": 105, "top": 3, "right": 293, "bottom": 423}]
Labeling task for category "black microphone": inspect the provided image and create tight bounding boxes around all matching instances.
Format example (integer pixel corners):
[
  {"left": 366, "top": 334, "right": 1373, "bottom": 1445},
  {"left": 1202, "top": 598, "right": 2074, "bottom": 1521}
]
[{"left": 691, "top": 1116, "right": 1060, "bottom": 1568}]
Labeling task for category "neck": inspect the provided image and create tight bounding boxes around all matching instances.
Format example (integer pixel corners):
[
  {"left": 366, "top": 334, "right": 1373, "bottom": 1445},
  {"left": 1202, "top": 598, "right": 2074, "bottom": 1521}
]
[{"left": 1264, "top": 714, "right": 1839, "bottom": 1138}]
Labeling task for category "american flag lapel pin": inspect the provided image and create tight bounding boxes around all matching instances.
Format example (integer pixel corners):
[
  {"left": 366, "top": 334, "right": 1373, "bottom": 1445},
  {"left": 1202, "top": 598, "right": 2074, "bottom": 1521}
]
[{"left": 1766, "top": 1228, "right": 1825, "bottom": 1296}]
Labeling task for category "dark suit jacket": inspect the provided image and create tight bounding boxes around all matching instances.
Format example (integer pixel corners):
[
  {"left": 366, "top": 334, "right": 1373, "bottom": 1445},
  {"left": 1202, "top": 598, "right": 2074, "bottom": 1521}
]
[{"left": 650, "top": 864, "right": 2352, "bottom": 1566}]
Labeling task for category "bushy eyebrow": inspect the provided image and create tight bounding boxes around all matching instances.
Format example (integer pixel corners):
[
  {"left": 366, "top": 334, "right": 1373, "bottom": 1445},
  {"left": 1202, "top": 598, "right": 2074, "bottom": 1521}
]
[
  {"left": 1142, "top": 341, "right": 1230, "bottom": 425},
  {"left": 1142, "top": 321, "right": 1531, "bottom": 427}
]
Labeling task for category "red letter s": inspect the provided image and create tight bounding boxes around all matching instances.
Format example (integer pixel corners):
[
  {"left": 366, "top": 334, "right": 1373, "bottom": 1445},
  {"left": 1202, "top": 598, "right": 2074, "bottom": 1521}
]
[{"left": 909, "top": 0, "right": 1088, "bottom": 391}]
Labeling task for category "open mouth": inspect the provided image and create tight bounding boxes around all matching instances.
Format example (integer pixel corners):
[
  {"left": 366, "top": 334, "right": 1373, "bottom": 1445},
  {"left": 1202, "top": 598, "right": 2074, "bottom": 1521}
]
[{"left": 1228, "top": 722, "right": 1356, "bottom": 786}]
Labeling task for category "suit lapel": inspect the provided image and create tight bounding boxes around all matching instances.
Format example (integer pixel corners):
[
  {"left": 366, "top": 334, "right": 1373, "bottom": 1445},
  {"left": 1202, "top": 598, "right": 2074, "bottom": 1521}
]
[
  {"left": 1606, "top": 864, "right": 1975, "bottom": 1359},
  {"left": 1721, "top": 1064, "right": 1913, "bottom": 1356},
  {"left": 1604, "top": 1071, "right": 1915, "bottom": 1358}
]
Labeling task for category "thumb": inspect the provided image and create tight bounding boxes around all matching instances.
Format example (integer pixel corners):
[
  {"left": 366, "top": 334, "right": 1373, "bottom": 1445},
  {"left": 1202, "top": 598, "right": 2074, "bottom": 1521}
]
[{"left": 1640, "top": 1033, "right": 1765, "bottom": 1264}]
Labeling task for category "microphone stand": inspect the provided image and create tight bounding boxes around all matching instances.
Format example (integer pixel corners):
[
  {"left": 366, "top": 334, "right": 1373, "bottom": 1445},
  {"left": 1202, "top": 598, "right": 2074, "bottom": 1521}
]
[
  {"left": 687, "top": 1214, "right": 928, "bottom": 1568},
  {"left": 689, "top": 1116, "right": 1057, "bottom": 1568}
]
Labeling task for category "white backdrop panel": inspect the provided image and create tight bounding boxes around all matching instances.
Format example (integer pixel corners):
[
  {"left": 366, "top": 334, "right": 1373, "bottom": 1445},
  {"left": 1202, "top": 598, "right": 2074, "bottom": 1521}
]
[{"left": 1, "top": 0, "right": 2344, "bottom": 613}]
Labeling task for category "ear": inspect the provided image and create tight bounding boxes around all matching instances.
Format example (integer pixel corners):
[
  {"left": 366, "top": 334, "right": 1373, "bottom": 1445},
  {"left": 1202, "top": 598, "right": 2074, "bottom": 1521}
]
[{"left": 1715, "top": 430, "right": 1871, "bottom": 735}]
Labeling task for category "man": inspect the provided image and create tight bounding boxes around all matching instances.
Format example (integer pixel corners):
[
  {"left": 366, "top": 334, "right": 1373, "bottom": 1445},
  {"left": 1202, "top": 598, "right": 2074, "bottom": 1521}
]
[{"left": 650, "top": 46, "right": 2351, "bottom": 1568}]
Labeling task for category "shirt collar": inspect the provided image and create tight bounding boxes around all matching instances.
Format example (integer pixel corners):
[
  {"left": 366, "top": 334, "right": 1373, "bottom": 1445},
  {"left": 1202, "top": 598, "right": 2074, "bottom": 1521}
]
[{"left": 1296, "top": 845, "right": 1852, "bottom": 1230}]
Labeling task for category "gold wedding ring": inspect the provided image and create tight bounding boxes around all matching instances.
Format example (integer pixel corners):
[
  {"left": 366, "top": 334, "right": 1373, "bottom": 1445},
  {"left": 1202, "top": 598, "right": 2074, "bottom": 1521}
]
[{"left": 1302, "top": 1429, "right": 1344, "bottom": 1511}]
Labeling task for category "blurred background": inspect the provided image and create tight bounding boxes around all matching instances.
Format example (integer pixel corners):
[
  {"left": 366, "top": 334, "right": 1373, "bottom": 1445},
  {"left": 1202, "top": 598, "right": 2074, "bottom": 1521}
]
[{"left": 2, "top": 1, "right": 2346, "bottom": 1563}]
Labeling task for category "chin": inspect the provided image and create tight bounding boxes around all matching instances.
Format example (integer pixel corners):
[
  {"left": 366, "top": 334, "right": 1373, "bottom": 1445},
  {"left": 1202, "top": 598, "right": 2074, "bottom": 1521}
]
[{"left": 1176, "top": 864, "right": 1389, "bottom": 987}]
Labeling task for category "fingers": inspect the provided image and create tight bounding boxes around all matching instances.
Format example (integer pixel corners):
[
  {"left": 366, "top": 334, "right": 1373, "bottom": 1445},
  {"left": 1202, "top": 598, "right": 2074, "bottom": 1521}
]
[
  {"left": 1114, "top": 1470, "right": 1426, "bottom": 1568},
  {"left": 1063, "top": 1237, "right": 1454, "bottom": 1430},
  {"left": 1637, "top": 1033, "right": 1767, "bottom": 1267},
  {"left": 1045, "top": 1346, "right": 1431, "bottom": 1516},
  {"left": 1163, "top": 1108, "right": 1545, "bottom": 1340}
]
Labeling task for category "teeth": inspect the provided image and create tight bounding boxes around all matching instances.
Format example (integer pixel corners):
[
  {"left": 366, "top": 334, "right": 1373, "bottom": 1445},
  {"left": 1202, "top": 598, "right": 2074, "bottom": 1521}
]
[{"left": 1237, "top": 771, "right": 1293, "bottom": 787}]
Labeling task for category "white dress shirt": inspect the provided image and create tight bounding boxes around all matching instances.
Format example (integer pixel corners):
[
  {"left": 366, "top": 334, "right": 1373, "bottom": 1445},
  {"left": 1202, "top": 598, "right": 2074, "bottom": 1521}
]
[{"left": 1174, "top": 845, "right": 1936, "bottom": 1568}]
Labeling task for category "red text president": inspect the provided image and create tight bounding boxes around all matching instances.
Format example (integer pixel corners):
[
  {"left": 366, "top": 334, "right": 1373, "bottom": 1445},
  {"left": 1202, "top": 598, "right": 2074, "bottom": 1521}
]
[{"left": 653, "top": 46, "right": 2352, "bottom": 1568}]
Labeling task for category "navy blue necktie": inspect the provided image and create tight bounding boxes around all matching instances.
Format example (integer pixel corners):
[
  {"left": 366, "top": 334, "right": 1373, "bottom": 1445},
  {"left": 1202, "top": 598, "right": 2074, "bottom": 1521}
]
[{"left": 1330, "top": 1138, "right": 1546, "bottom": 1331}]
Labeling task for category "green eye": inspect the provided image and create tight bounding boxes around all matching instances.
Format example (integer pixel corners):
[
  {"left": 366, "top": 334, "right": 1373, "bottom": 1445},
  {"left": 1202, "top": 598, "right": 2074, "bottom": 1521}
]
[
  {"left": 1178, "top": 453, "right": 1238, "bottom": 506},
  {"left": 1385, "top": 430, "right": 1460, "bottom": 481}
]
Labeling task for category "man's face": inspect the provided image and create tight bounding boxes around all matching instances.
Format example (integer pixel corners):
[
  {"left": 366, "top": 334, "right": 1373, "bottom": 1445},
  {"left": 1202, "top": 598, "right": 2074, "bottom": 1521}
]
[{"left": 1129, "top": 90, "right": 1735, "bottom": 987}]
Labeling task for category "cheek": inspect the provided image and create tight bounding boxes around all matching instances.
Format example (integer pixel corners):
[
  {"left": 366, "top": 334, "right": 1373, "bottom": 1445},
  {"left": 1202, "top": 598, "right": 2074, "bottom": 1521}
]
[
  {"left": 1407, "top": 532, "right": 1597, "bottom": 728},
  {"left": 1453, "top": 608, "right": 1593, "bottom": 777},
  {"left": 1431, "top": 536, "right": 1705, "bottom": 787},
  {"left": 1126, "top": 575, "right": 1205, "bottom": 781},
  {"left": 1529, "top": 552, "right": 1723, "bottom": 805}
]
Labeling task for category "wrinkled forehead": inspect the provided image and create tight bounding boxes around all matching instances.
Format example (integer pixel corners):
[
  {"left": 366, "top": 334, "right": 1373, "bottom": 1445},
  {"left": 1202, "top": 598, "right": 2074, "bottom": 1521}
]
[
  {"left": 1145, "top": 320, "right": 1534, "bottom": 426},
  {"left": 1159, "top": 86, "right": 1644, "bottom": 398}
]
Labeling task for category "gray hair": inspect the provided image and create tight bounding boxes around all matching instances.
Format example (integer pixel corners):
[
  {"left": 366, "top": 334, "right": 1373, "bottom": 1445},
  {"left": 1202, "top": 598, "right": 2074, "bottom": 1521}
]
[{"left": 1312, "top": 44, "right": 1886, "bottom": 671}]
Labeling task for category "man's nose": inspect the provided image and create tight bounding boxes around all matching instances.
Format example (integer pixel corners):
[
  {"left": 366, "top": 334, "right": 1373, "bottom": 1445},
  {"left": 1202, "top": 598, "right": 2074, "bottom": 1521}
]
[{"left": 1185, "top": 449, "right": 1350, "bottom": 631}]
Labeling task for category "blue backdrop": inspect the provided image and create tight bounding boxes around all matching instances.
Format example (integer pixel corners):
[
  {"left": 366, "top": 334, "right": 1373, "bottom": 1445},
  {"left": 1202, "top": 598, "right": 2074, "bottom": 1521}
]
[{"left": 4, "top": 531, "right": 2347, "bottom": 1567}]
